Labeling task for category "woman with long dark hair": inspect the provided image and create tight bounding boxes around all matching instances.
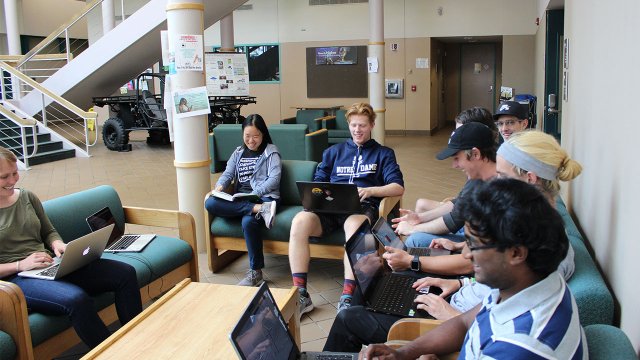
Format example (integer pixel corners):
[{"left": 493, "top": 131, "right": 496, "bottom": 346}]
[{"left": 205, "top": 114, "right": 281, "bottom": 286}]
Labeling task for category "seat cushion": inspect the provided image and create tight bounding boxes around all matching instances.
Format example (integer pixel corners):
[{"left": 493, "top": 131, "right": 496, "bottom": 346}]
[
  {"left": 101, "top": 236, "right": 193, "bottom": 286},
  {"left": 327, "top": 129, "right": 351, "bottom": 138},
  {"left": 0, "top": 331, "right": 16, "bottom": 360},
  {"left": 211, "top": 205, "right": 345, "bottom": 246}
]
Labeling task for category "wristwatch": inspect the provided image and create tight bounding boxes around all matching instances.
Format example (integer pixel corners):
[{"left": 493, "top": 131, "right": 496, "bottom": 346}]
[{"left": 410, "top": 255, "right": 421, "bottom": 272}]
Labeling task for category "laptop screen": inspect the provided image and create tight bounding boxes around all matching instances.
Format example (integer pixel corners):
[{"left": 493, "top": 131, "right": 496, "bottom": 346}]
[
  {"left": 86, "top": 207, "right": 124, "bottom": 247},
  {"left": 371, "top": 217, "right": 406, "bottom": 251},
  {"left": 345, "top": 221, "right": 386, "bottom": 299},
  {"left": 229, "top": 283, "right": 298, "bottom": 360}
]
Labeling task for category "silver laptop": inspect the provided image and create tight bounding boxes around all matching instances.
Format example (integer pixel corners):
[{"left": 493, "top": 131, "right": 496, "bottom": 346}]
[
  {"left": 86, "top": 207, "right": 155, "bottom": 252},
  {"left": 230, "top": 282, "right": 357, "bottom": 360},
  {"left": 18, "top": 224, "right": 114, "bottom": 280}
]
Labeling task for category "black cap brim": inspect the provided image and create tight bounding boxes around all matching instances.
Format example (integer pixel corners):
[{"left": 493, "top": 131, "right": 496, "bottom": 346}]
[{"left": 436, "top": 147, "right": 460, "bottom": 160}]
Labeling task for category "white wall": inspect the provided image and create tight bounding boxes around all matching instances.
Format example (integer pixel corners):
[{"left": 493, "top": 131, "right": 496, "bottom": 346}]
[
  {"left": 559, "top": 0, "right": 640, "bottom": 353},
  {"left": 502, "top": 35, "right": 535, "bottom": 95}
]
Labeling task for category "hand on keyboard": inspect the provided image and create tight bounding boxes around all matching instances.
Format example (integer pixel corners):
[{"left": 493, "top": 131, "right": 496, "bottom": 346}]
[{"left": 19, "top": 251, "right": 54, "bottom": 271}]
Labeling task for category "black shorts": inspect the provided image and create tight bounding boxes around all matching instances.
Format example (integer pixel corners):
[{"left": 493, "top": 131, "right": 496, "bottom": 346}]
[{"left": 313, "top": 202, "right": 379, "bottom": 237}]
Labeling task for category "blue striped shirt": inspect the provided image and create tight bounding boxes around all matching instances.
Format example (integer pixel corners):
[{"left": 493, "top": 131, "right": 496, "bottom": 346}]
[{"left": 459, "top": 271, "right": 587, "bottom": 359}]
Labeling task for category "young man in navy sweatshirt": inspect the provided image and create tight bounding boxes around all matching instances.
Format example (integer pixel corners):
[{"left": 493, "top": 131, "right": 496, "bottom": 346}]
[{"left": 288, "top": 102, "right": 405, "bottom": 318}]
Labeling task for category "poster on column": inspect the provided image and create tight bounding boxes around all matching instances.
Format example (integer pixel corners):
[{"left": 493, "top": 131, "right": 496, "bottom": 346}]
[
  {"left": 172, "top": 86, "right": 211, "bottom": 119},
  {"left": 204, "top": 53, "right": 250, "bottom": 96},
  {"left": 175, "top": 34, "right": 204, "bottom": 71}
]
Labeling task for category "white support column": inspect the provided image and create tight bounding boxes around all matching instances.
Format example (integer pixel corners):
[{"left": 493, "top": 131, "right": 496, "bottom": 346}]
[
  {"left": 220, "top": 13, "right": 235, "bottom": 52},
  {"left": 166, "top": 0, "right": 210, "bottom": 252},
  {"left": 4, "top": 0, "right": 21, "bottom": 55},
  {"left": 369, "top": 0, "right": 385, "bottom": 144},
  {"left": 102, "top": 0, "right": 115, "bottom": 35}
]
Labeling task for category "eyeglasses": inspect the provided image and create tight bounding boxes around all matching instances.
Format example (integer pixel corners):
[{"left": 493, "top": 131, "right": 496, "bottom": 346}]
[
  {"left": 465, "top": 237, "right": 499, "bottom": 252},
  {"left": 494, "top": 119, "right": 524, "bottom": 128}
]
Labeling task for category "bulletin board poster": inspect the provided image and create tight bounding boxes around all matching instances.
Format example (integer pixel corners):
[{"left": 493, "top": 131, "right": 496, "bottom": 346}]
[
  {"left": 315, "top": 46, "right": 358, "bottom": 65},
  {"left": 175, "top": 34, "right": 203, "bottom": 71},
  {"left": 205, "top": 53, "right": 250, "bottom": 96}
]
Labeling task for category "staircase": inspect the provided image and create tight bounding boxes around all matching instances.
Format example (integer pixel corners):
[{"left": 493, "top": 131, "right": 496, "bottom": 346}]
[{"left": 0, "top": 117, "right": 74, "bottom": 166}]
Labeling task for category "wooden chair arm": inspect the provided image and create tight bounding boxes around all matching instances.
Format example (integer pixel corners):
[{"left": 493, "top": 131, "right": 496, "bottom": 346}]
[
  {"left": 306, "top": 128, "right": 328, "bottom": 137},
  {"left": 122, "top": 206, "right": 199, "bottom": 281},
  {"left": 0, "top": 280, "right": 34, "bottom": 360},
  {"left": 315, "top": 115, "right": 336, "bottom": 122},
  {"left": 379, "top": 195, "right": 402, "bottom": 219},
  {"left": 387, "top": 318, "right": 458, "bottom": 360}
]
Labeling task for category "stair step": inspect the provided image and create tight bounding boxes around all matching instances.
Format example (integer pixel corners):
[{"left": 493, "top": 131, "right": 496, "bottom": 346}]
[
  {"left": 0, "top": 125, "right": 36, "bottom": 136},
  {"left": 4, "top": 140, "right": 63, "bottom": 155},
  {"left": 18, "top": 148, "right": 75, "bottom": 166},
  {"left": 0, "top": 132, "right": 51, "bottom": 146}
]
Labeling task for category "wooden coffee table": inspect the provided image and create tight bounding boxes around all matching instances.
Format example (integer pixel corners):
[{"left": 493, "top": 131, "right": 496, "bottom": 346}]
[{"left": 82, "top": 279, "right": 299, "bottom": 359}]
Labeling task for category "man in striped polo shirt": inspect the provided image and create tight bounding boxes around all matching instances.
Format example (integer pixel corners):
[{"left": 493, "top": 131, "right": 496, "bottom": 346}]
[{"left": 362, "top": 178, "right": 587, "bottom": 359}]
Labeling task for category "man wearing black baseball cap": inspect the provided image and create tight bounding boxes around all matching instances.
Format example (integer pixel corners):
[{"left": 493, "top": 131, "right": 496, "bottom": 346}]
[
  {"left": 386, "top": 122, "right": 497, "bottom": 274},
  {"left": 493, "top": 100, "right": 529, "bottom": 140}
]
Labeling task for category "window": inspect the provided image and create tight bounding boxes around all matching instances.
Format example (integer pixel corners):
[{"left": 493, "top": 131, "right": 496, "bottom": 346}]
[{"left": 211, "top": 44, "right": 280, "bottom": 83}]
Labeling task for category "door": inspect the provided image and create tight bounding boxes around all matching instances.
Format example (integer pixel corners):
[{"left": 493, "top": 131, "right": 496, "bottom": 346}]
[
  {"left": 460, "top": 44, "right": 496, "bottom": 112},
  {"left": 544, "top": 10, "right": 564, "bottom": 140}
]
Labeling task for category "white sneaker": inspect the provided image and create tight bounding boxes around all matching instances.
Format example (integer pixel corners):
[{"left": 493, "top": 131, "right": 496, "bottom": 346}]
[{"left": 258, "top": 201, "right": 276, "bottom": 229}]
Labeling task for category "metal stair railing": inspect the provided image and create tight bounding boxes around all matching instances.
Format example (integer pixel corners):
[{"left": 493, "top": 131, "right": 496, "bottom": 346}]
[
  {"left": 15, "top": 0, "right": 149, "bottom": 86},
  {"left": 0, "top": 104, "right": 37, "bottom": 170},
  {"left": 0, "top": 61, "right": 98, "bottom": 157}
]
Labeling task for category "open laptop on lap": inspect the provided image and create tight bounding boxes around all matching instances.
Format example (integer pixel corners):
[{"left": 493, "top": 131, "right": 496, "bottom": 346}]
[
  {"left": 296, "top": 181, "right": 360, "bottom": 214},
  {"left": 86, "top": 207, "right": 155, "bottom": 252},
  {"left": 18, "top": 224, "right": 114, "bottom": 280},
  {"left": 346, "top": 221, "right": 440, "bottom": 318},
  {"left": 371, "top": 217, "right": 451, "bottom": 257},
  {"left": 230, "top": 282, "right": 357, "bottom": 360}
]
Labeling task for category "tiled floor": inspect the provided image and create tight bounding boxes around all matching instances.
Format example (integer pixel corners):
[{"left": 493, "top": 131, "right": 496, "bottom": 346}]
[{"left": 19, "top": 127, "right": 466, "bottom": 354}]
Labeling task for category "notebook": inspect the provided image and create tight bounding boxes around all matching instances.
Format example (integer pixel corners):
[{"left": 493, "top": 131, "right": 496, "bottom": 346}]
[
  {"left": 86, "top": 207, "right": 155, "bottom": 252},
  {"left": 345, "top": 221, "right": 440, "bottom": 318},
  {"left": 296, "top": 181, "right": 361, "bottom": 214},
  {"left": 371, "top": 217, "right": 451, "bottom": 257},
  {"left": 229, "top": 282, "right": 357, "bottom": 360},
  {"left": 18, "top": 224, "right": 114, "bottom": 280}
]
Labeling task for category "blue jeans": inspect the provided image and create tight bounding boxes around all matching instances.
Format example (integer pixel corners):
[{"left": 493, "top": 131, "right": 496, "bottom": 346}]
[
  {"left": 405, "top": 228, "right": 466, "bottom": 248},
  {"left": 9, "top": 258, "right": 142, "bottom": 348},
  {"left": 205, "top": 196, "right": 277, "bottom": 270}
]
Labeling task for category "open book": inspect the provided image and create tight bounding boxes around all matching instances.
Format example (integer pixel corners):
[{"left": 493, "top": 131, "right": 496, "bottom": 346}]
[{"left": 210, "top": 191, "right": 260, "bottom": 202}]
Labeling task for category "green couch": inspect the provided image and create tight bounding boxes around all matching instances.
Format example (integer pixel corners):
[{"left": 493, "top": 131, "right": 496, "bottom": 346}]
[
  {"left": 557, "top": 198, "right": 614, "bottom": 326},
  {"left": 208, "top": 124, "right": 243, "bottom": 173},
  {"left": 0, "top": 185, "right": 198, "bottom": 360},
  {"left": 205, "top": 160, "right": 401, "bottom": 272},
  {"left": 320, "top": 109, "right": 352, "bottom": 145},
  {"left": 280, "top": 109, "right": 327, "bottom": 132},
  {"left": 268, "top": 124, "right": 328, "bottom": 163}
]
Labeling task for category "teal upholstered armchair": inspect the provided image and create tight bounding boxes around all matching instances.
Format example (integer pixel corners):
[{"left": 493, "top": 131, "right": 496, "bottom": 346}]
[
  {"left": 268, "top": 124, "right": 328, "bottom": 163},
  {"left": 319, "top": 109, "right": 351, "bottom": 145},
  {"left": 280, "top": 109, "right": 327, "bottom": 132},
  {"left": 208, "top": 124, "right": 243, "bottom": 173}
]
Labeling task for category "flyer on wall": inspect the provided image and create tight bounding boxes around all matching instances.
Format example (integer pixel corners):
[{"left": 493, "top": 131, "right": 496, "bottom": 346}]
[
  {"left": 172, "top": 86, "right": 211, "bottom": 119},
  {"left": 205, "top": 53, "right": 250, "bottom": 96},
  {"left": 175, "top": 34, "right": 204, "bottom": 71}
]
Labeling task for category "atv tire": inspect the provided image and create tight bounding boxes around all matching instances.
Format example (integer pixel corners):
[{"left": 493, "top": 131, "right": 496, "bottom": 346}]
[{"left": 102, "top": 117, "right": 129, "bottom": 151}]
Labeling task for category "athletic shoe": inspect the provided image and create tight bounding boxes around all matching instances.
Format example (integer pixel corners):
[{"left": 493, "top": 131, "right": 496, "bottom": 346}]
[
  {"left": 258, "top": 201, "right": 276, "bottom": 229},
  {"left": 237, "top": 269, "right": 264, "bottom": 287},
  {"left": 298, "top": 288, "right": 314, "bottom": 318},
  {"left": 337, "top": 295, "right": 352, "bottom": 314}
]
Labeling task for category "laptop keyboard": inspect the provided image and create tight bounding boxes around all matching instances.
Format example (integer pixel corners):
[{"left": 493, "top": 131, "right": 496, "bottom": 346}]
[
  {"left": 107, "top": 235, "right": 138, "bottom": 250},
  {"left": 314, "top": 355, "right": 354, "bottom": 360},
  {"left": 37, "top": 264, "right": 60, "bottom": 277},
  {"left": 375, "top": 275, "right": 415, "bottom": 313},
  {"left": 409, "top": 247, "right": 431, "bottom": 256}
]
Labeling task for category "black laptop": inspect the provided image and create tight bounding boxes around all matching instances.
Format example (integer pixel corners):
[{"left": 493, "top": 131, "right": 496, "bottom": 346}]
[
  {"left": 371, "top": 217, "right": 451, "bottom": 257},
  {"left": 345, "top": 221, "right": 440, "bottom": 318},
  {"left": 296, "top": 181, "right": 361, "bottom": 214},
  {"left": 86, "top": 207, "right": 155, "bottom": 252},
  {"left": 229, "top": 282, "right": 357, "bottom": 360}
]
